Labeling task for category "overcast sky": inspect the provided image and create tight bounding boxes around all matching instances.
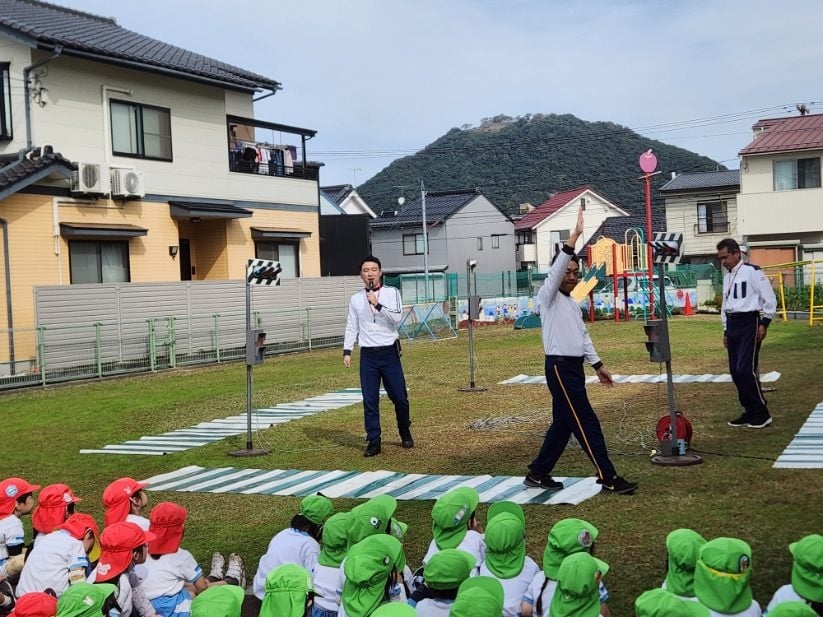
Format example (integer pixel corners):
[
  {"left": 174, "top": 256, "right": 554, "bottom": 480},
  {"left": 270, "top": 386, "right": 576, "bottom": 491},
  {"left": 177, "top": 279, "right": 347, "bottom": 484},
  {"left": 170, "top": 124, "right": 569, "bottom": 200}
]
[{"left": 58, "top": 0, "right": 823, "bottom": 188}]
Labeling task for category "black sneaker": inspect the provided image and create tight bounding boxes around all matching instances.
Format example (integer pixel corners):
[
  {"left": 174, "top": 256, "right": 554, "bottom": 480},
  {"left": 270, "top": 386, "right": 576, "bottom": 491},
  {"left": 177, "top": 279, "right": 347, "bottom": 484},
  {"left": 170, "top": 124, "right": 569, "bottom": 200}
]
[
  {"left": 598, "top": 476, "right": 638, "bottom": 495},
  {"left": 523, "top": 472, "right": 564, "bottom": 491},
  {"left": 399, "top": 429, "right": 414, "bottom": 449},
  {"left": 747, "top": 414, "right": 773, "bottom": 429},
  {"left": 727, "top": 413, "right": 751, "bottom": 427},
  {"left": 363, "top": 441, "right": 381, "bottom": 457}
]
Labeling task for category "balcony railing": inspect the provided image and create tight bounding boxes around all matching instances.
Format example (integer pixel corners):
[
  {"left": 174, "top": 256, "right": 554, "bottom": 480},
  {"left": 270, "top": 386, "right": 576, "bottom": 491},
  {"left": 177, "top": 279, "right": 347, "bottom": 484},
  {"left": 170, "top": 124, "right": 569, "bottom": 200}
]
[
  {"left": 694, "top": 222, "right": 729, "bottom": 235},
  {"left": 229, "top": 154, "right": 319, "bottom": 180},
  {"left": 227, "top": 114, "right": 319, "bottom": 181}
]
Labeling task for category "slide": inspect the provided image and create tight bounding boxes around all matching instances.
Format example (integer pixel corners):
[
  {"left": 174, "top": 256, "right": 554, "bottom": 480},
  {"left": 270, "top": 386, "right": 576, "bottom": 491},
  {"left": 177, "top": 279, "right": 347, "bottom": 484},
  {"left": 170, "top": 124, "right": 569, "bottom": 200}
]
[{"left": 571, "top": 263, "right": 605, "bottom": 302}]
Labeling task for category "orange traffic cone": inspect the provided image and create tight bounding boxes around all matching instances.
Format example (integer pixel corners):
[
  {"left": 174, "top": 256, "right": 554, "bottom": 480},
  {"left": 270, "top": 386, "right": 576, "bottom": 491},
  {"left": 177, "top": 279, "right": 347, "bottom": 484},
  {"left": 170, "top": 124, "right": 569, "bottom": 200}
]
[{"left": 683, "top": 292, "right": 694, "bottom": 316}]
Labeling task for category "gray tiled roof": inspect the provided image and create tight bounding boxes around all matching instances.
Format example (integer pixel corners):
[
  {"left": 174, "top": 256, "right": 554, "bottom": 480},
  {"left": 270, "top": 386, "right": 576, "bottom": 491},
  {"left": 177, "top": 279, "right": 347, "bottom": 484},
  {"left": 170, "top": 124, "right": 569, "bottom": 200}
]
[
  {"left": 320, "top": 184, "right": 355, "bottom": 206},
  {"left": 660, "top": 170, "right": 740, "bottom": 193},
  {"left": 0, "top": 0, "right": 281, "bottom": 92},
  {"left": 0, "top": 150, "right": 75, "bottom": 199},
  {"left": 370, "top": 190, "right": 485, "bottom": 229},
  {"left": 586, "top": 213, "right": 667, "bottom": 247}
]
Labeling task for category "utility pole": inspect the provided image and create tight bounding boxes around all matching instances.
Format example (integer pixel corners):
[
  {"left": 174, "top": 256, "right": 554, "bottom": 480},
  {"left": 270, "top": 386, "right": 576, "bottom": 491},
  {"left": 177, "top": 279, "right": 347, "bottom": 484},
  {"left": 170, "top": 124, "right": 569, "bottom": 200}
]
[
  {"left": 421, "top": 180, "right": 430, "bottom": 301},
  {"left": 347, "top": 167, "right": 362, "bottom": 187}
]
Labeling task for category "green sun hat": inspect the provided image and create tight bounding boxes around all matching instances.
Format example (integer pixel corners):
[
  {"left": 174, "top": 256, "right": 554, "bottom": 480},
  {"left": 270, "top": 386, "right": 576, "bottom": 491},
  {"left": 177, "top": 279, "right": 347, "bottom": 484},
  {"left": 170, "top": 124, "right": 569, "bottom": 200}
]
[
  {"left": 260, "top": 563, "right": 317, "bottom": 617},
  {"left": 543, "top": 518, "right": 599, "bottom": 579},
  {"left": 452, "top": 577, "right": 505, "bottom": 617},
  {"left": 635, "top": 588, "right": 710, "bottom": 617},
  {"left": 549, "top": 552, "right": 609, "bottom": 617},
  {"left": 767, "top": 602, "right": 819, "bottom": 617},
  {"left": 424, "top": 549, "right": 476, "bottom": 590},
  {"left": 342, "top": 535, "right": 404, "bottom": 617},
  {"left": 348, "top": 495, "right": 398, "bottom": 546},
  {"left": 191, "top": 585, "right": 245, "bottom": 617},
  {"left": 486, "top": 500, "right": 525, "bottom": 525},
  {"left": 789, "top": 534, "right": 823, "bottom": 603},
  {"left": 694, "top": 537, "right": 753, "bottom": 614},
  {"left": 299, "top": 494, "right": 334, "bottom": 525},
  {"left": 57, "top": 583, "right": 117, "bottom": 617},
  {"left": 484, "top": 512, "right": 526, "bottom": 579},
  {"left": 665, "top": 528, "right": 707, "bottom": 598},
  {"left": 389, "top": 518, "right": 408, "bottom": 541},
  {"left": 371, "top": 604, "right": 418, "bottom": 617},
  {"left": 431, "top": 487, "right": 479, "bottom": 550},
  {"left": 317, "top": 512, "right": 351, "bottom": 568}
]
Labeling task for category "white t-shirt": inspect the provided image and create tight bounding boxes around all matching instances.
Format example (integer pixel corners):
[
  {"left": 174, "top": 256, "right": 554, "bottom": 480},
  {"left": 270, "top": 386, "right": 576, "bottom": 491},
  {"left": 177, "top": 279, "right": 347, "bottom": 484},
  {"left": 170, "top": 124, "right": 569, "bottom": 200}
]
[
  {"left": 88, "top": 569, "right": 133, "bottom": 617},
  {"left": 414, "top": 598, "right": 454, "bottom": 617},
  {"left": 422, "top": 530, "right": 486, "bottom": 568},
  {"left": 766, "top": 585, "right": 809, "bottom": 614},
  {"left": 16, "top": 530, "right": 88, "bottom": 597},
  {"left": 524, "top": 573, "right": 610, "bottom": 617},
  {"left": 479, "top": 556, "right": 540, "bottom": 617},
  {"left": 252, "top": 529, "right": 319, "bottom": 599},
  {"left": 141, "top": 550, "right": 202, "bottom": 599},
  {"left": 0, "top": 514, "right": 24, "bottom": 564},
  {"left": 126, "top": 514, "right": 150, "bottom": 532},
  {"left": 705, "top": 600, "right": 762, "bottom": 617},
  {"left": 312, "top": 563, "right": 341, "bottom": 612}
]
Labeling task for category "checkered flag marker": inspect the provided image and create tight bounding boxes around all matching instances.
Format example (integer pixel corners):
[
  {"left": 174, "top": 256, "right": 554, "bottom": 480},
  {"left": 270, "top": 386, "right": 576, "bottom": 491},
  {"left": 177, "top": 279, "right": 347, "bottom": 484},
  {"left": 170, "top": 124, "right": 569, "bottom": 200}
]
[
  {"left": 247, "top": 259, "right": 282, "bottom": 285},
  {"left": 650, "top": 232, "right": 683, "bottom": 264}
]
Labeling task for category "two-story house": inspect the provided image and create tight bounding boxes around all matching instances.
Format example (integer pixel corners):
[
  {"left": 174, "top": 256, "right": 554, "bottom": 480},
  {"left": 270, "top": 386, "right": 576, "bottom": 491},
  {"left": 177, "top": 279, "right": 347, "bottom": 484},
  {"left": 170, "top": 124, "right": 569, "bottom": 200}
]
[
  {"left": 369, "top": 189, "right": 516, "bottom": 275},
  {"left": 320, "top": 184, "right": 376, "bottom": 218},
  {"left": 659, "top": 170, "right": 740, "bottom": 264},
  {"left": 737, "top": 113, "right": 823, "bottom": 274},
  {"left": 515, "top": 186, "right": 629, "bottom": 270},
  {"left": 0, "top": 0, "right": 321, "bottom": 362}
]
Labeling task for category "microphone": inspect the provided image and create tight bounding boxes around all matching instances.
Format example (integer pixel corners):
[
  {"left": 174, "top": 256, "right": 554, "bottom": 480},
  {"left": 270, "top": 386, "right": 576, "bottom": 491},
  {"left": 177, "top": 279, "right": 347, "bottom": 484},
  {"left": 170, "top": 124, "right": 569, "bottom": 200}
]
[{"left": 367, "top": 281, "right": 375, "bottom": 292}]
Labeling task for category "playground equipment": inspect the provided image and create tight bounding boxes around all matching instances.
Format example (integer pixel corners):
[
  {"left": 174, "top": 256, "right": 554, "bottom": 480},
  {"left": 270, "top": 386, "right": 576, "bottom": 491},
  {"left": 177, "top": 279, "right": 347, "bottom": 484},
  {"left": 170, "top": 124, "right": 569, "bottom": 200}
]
[{"left": 761, "top": 259, "right": 823, "bottom": 326}]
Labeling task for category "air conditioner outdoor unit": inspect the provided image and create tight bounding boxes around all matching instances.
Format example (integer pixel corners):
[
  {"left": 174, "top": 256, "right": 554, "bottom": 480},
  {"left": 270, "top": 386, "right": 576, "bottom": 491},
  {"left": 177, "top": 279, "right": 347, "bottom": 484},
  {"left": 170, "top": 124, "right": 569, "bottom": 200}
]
[
  {"left": 110, "top": 168, "right": 145, "bottom": 198},
  {"left": 70, "top": 162, "right": 110, "bottom": 194}
]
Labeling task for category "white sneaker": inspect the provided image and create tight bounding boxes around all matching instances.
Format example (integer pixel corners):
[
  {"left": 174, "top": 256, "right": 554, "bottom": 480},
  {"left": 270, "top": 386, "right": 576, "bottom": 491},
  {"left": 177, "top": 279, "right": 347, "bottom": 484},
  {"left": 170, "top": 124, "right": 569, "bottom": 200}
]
[
  {"left": 209, "top": 552, "right": 226, "bottom": 580},
  {"left": 225, "top": 553, "right": 246, "bottom": 588}
]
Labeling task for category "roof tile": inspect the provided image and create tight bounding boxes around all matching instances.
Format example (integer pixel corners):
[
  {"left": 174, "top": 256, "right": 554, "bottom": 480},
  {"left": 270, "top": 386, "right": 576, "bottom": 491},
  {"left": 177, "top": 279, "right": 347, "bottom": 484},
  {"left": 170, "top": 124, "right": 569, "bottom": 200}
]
[{"left": 739, "top": 114, "right": 823, "bottom": 156}]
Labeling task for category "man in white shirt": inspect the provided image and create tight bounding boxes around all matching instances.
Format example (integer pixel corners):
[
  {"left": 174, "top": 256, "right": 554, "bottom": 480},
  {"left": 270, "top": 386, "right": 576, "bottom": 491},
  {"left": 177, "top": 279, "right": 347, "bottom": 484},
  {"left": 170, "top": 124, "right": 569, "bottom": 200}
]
[
  {"left": 717, "top": 238, "right": 777, "bottom": 429},
  {"left": 343, "top": 256, "right": 413, "bottom": 457}
]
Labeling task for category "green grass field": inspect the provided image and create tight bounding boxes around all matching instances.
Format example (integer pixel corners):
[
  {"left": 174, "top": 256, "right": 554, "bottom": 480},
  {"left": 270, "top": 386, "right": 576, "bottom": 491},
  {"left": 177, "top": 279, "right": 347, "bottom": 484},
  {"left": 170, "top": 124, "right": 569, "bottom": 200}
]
[{"left": 4, "top": 315, "right": 821, "bottom": 614}]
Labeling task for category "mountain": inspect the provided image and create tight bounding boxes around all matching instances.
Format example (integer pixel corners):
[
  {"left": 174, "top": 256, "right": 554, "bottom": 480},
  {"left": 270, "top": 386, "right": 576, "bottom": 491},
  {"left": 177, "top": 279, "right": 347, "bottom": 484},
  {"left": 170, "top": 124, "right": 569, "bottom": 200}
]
[{"left": 357, "top": 113, "right": 726, "bottom": 216}]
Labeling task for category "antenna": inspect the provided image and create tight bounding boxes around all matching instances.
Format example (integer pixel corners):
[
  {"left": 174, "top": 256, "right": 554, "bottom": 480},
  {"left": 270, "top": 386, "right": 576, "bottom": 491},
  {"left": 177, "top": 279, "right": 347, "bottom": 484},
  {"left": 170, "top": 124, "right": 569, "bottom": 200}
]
[{"left": 346, "top": 167, "right": 362, "bottom": 187}]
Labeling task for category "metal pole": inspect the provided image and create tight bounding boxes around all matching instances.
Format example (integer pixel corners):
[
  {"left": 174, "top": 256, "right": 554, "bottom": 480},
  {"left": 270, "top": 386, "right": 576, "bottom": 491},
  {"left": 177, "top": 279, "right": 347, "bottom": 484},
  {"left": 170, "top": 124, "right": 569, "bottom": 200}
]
[
  {"left": 659, "top": 262, "right": 677, "bottom": 454},
  {"left": 645, "top": 175, "right": 656, "bottom": 316},
  {"left": 95, "top": 322, "right": 102, "bottom": 378},
  {"left": 245, "top": 280, "right": 253, "bottom": 450},
  {"left": 467, "top": 262, "right": 476, "bottom": 387},
  {"left": 421, "top": 180, "right": 430, "bottom": 301}
]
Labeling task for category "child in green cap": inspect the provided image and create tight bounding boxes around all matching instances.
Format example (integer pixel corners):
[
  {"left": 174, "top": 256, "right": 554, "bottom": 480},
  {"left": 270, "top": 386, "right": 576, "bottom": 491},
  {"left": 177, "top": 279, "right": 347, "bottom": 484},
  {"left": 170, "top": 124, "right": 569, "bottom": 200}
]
[
  {"left": 371, "top": 604, "right": 417, "bottom": 617},
  {"left": 549, "top": 552, "right": 609, "bottom": 617},
  {"left": 767, "top": 603, "right": 819, "bottom": 617},
  {"left": 313, "top": 513, "right": 350, "bottom": 617},
  {"left": 662, "top": 529, "right": 707, "bottom": 600},
  {"left": 190, "top": 586, "right": 244, "bottom": 617},
  {"left": 260, "top": 563, "right": 317, "bottom": 617},
  {"left": 409, "top": 549, "right": 476, "bottom": 615},
  {"left": 694, "top": 537, "right": 761, "bottom": 617},
  {"left": 422, "top": 487, "right": 484, "bottom": 569},
  {"left": 252, "top": 494, "right": 334, "bottom": 601},
  {"left": 766, "top": 534, "right": 823, "bottom": 615},
  {"left": 635, "top": 588, "right": 709, "bottom": 617},
  {"left": 339, "top": 535, "right": 406, "bottom": 617},
  {"left": 347, "top": 496, "right": 398, "bottom": 549},
  {"left": 56, "top": 583, "right": 118, "bottom": 617},
  {"left": 451, "top": 577, "right": 505, "bottom": 617},
  {"left": 522, "top": 518, "right": 609, "bottom": 617},
  {"left": 478, "top": 502, "right": 539, "bottom": 617}
]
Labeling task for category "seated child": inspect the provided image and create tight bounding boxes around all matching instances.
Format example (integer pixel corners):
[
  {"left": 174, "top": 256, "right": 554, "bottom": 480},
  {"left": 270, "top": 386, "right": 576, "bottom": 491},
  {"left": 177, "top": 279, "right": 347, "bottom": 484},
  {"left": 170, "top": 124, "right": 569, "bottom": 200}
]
[
  {"left": 0, "top": 478, "right": 40, "bottom": 583},
  {"left": 694, "top": 537, "right": 761, "bottom": 617},
  {"left": 635, "top": 588, "right": 709, "bottom": 617},
  {"left": 549, "top": 552, "right": 609, "bottom": 617},
  {"left": 422, "top": 487, "right": 484, "bottom": 567},
  {"left": 7, "top": 592, "right": 57, "bottom": 617},
  {"left": 32, "top": 486, "right": 81, "bottom": 546},
  {"left": 102, "top": 481, "right": 150, "bottom": 531},
  {"left": 662, "top": 529, "right": 707, "bottom": 601},
  {"left": 409, "top": 548, "right": 475, "bottom": 616},
  {"left": 189, "top": 586, "right": 243, "bottom": 617},
  {"left": 450, "top": 576, "right": 505, "bottom": 617},
  {"left": 55, "top": 583, "right": 117, "bottom": 617},
  {"left": 260, "top": 564, "right": 316, "bottom": 617},
  {"left": 766, "top": 534, "right": 823, "bottom": 616},
  {"left": 340, "top": 535, "right": 405, "bottom": 617},
  {"left": 312, "top": 513, "right": 349, "bottom": 617}
]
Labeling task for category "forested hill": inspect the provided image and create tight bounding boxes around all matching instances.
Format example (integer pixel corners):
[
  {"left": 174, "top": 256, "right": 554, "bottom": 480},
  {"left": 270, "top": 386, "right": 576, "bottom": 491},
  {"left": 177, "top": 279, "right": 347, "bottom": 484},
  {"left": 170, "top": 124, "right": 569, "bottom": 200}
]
[{"left": 357, "top": 113, "right": 726, "bottom": 216}]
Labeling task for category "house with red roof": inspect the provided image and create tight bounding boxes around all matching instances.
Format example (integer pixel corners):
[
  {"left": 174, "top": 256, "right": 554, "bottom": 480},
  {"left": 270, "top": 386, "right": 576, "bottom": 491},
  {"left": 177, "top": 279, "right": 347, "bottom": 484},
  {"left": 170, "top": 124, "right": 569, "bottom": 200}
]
[
  {"left": 514, "top": 186, "right": 629, "bottom": 270},
  {"left": 738, "top": 113, "right": 823, "bottom": 274}
]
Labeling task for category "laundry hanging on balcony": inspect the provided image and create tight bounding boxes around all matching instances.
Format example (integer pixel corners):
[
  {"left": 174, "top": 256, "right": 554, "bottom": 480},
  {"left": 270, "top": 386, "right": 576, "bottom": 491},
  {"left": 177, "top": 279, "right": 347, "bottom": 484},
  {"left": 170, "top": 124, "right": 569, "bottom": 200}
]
[{"left": 230, "top": 140, "right": 298, "bottom": 176}]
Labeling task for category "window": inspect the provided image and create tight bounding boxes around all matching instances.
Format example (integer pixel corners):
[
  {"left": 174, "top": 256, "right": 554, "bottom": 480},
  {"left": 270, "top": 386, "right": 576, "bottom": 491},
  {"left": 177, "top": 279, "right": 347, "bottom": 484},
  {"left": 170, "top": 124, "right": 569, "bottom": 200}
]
[
  {"left": 550, "top": 229, "right": 570, "bottom": 244},
  {"left": 1, "top": 63, "right": 11, "bottom": 140},
  {"left": 69, "top": 241, "right": 130, "bottom": 283},
  {"left": 255, "top": 241, "right": 300, "bottom": 278},
  {"left": 774, "top": 157, "right": 821, "bottom": 190},
  {"left": 403, "top": 233, "right": 425, "bottom": 255},
  {"left": 110, "top": 99, "right": 172, "bottom": 160},
  {"left": 696, "top": 201, "right": 729, "bottom": 234},
  {"left": 491, "top": 234, "right": 500, "bottom": 249},
  {"left": 516, "top": 230, "right": 534, "bottom": 245},
  {"left": 477, "top": 237, "right": 483, "bottom": 251}
]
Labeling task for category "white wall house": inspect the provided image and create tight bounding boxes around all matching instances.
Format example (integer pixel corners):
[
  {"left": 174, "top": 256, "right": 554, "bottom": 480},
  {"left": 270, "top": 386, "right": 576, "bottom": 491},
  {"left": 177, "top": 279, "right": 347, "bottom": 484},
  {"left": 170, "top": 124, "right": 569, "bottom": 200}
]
[{"left": 320, "top": 184, "right": 376, "bottom": 218}]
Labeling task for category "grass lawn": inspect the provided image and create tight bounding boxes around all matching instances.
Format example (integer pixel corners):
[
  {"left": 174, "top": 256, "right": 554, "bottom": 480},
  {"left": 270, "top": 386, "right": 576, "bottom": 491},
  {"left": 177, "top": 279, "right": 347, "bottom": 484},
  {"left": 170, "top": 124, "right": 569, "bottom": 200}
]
[{"left": 4, "top": 314, "right": 822, "bottom": 614}]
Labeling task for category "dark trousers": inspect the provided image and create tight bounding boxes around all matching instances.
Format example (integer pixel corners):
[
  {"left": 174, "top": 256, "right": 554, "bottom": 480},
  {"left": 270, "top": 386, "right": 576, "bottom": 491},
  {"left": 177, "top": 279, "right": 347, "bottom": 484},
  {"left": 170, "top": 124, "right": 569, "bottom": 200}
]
[
  {"left": 726, "top": 312, "right": 768, "bottom": 416},
  {"left": 360, "top": 345, "right": 410, "bottom": 443},
  {"left": 529, "top": 356, "right": 617, "bottom": 481}
]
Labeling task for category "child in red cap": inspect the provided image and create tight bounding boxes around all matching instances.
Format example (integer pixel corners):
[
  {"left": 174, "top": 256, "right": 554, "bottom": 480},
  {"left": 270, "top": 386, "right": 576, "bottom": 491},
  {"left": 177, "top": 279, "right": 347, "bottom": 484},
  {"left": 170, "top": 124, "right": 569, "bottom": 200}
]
[
  {"left": 88, "top": 522, "right": 157, "bottom": 617},
  {"left": 16, "top": 514, "right": 99, "bottom": 598},
  {"left": 32, "top": 486, "right": 82, "bottom": 547},
  {"left": 0, "top": 477, "right": 40, "bottom": 586},
  {"left": 141, "top": 503, "right": 244, "bottom": 617},
  {"left": 8, "top": 593, "right": 57, "bottom": 617},
  {"left": 101, "top": 480, "right": 150, "bottom": 531}
]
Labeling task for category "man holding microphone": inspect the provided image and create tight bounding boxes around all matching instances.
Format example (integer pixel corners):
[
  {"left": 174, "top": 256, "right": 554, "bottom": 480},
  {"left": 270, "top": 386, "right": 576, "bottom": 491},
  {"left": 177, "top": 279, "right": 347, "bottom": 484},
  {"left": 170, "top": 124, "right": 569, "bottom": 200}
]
[{"left": 344, "top": 256, "right": 413, "bottom": 457}]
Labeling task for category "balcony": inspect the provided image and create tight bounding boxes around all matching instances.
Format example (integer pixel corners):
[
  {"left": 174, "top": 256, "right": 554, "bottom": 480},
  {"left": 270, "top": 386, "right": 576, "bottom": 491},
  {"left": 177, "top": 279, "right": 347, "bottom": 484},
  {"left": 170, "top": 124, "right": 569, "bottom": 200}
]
[
  {"left": 517, "top": 243, "right": 536, "bottom": 263},
  {"left": 227, "top": 115, "right": 319, "bottom": 181},
  {"left": 694, "top": 222, "right": 730, "bottom": 235}
]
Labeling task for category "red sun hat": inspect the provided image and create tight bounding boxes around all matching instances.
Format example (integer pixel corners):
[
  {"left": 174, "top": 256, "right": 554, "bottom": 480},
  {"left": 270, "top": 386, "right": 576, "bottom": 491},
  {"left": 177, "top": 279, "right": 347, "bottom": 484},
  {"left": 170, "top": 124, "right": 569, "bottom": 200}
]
[
  {"left": 32, "top": 484, "right": 82, "bottom": 535},
  {"left": 9, "top": 593, "right": 58, "bottom": 617},
  {"left": 0, "top": 477, "right": 41, "bottom": 517},
  {"left": 102, "top": 478, "right": 148, "bottom": 527},
  {"left": 148, "top": 502, "right": 187, "bottom": 555},
  {"left": 96, "top": 522, "right": 156, "bottom": 582},
  {"left": 59, "top": 513, "right": 100, "bottom": 541}
]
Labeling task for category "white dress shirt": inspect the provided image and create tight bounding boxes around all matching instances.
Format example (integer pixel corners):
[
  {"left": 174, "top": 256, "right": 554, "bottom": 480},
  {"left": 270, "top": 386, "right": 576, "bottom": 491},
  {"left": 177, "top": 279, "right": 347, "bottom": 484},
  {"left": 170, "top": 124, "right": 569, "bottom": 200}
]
[
  {"left": 720, "top": 261, "right": 777, "bottom": 331},
  {"left": 344, "top": 285, "right": 404, "bottom": 350}
]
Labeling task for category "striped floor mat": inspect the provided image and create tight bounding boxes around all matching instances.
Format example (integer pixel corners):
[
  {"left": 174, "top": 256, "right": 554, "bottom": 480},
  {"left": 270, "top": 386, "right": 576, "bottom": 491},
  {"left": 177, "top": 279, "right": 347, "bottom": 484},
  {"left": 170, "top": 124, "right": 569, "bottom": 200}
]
[
  {"left": 500, "top": 371, "right": 782, "bottom": 386},
  {"left": 774, "top": 401, "right": 823, "bottom": 469},
  {"left": 80, "top": 388, "right": 376, "bottom": 456},
  {"left": 142, "top": 465, "right": 601, "bottom": 506}
]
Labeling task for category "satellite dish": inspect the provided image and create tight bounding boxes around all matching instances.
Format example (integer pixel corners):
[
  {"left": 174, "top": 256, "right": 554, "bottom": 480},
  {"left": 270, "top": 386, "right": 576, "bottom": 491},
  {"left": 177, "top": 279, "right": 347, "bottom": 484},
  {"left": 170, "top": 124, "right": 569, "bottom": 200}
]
[{"left": 397, "top": 196, "right": 406, "bottom": 205}]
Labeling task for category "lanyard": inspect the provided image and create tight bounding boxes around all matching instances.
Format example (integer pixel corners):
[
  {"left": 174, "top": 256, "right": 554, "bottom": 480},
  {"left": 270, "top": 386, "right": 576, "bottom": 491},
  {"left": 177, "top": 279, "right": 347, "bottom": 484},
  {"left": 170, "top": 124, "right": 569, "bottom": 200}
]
[{"left": 724, "top": 265, "right": 741, "bottom": 301}]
